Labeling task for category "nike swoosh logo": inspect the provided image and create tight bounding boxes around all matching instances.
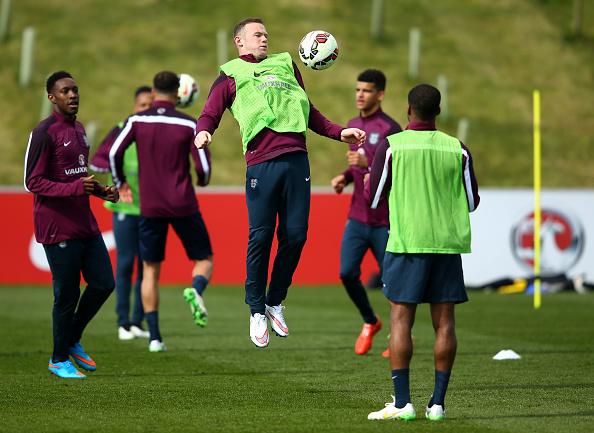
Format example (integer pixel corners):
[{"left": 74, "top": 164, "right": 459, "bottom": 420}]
[
  {"left": 63, "top": 141, "right": 71, "bottom": 147},
  {"left": 305, "top": 177, "right": 310, "bottom": 182},
  {"left": 253, "top": 69, "right": 272, "bottom": 77},
  {"left": 72, "top": 353, "right": 96, "bottom": 366},
  {"left": 255, "top": 329, "right": 269, "bottom": 344},
  {"left": 269, "top": 314, "right": 289, "bottom": 334}
]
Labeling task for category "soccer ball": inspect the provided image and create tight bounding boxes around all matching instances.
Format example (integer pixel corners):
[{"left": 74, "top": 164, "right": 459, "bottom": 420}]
[
  {"left": 177, "top": 73, "right": 199, "bottom": 107},
  {"left": 298, "top": 30, "right": 339, "bottom": 70}
]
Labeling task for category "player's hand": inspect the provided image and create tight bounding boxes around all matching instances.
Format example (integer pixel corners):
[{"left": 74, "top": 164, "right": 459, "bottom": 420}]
[
  {"left": 119, "top": 183, "right": 133, "bottom": 203},
  {"left": 81, "top": 175, "right": 98, "bottom": 195},
  {"left": 346, "top": 150, "right": 368, "bottom": 168},
  {"left": 363, "top": 173, "right": 370, "bottom": 185},
  {"left": 194, "top": 131, "right": 212, "bottom": 149},
  {"left": 331, "top": 174, "right": 346, "bottom": 194},
  {"left": 104, "top": 185, "right": 120, "bottom": 203},
  {"left": 340, "top": 128, "right": 366, "bottom": 146}
]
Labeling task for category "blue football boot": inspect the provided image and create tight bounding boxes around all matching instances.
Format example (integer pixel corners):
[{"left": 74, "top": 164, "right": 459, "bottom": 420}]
[
  {"left": 48, "top": 359, "right": 86, "bottom": 379},
  {"left": 69, "top": 342, "right": 97, "bottom": 371}
]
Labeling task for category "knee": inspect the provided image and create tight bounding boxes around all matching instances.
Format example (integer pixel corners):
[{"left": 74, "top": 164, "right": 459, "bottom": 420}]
[
  {"left": 53, "top": 287, "right": 79, "bottom": 308},
  {"left": 285, "top": 227, "right": 307, "bottom": 249},
  {"left": 436, "top": 322, "right": 456, "bottom": 339},
  {"left": 98, "top": 274, "right": 115, "bottom": 294},
  {"left": 116, "top": 254, "right": 135, "bottom": 275},
  {"left": 249, "top": 227, "right": 275, "bottom": 247}
]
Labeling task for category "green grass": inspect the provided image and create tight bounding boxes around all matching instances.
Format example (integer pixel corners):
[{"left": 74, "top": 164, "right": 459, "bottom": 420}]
[
  {"left": 1, "top": 286, "right": 593, "bottom": 432},
  {"left": 1, "top": 0, "right": 593, "bottom": 187}
]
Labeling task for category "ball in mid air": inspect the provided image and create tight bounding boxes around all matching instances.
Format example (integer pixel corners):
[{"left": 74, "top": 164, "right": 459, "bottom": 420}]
[
  {"left": 298, "top": 30, "right": 339, "bottom": 70},
  {"left": 177, "top": 73, "right": 199, "bottom": 107}
]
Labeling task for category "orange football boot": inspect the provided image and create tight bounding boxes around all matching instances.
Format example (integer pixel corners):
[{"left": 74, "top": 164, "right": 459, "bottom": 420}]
[{"left": 354, "top": 316, "right": 382, "bottom": 355}]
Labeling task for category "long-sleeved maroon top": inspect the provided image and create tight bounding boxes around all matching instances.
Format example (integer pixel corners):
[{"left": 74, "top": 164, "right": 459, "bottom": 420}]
[{"left": 197, "top": 54, "right": 344, "bottom": 166}]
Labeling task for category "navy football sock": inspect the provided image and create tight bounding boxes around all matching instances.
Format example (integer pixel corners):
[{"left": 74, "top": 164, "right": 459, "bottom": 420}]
[
  {"left": 145, "top": 311, "right": 162, "bottom": 341},
  {"left": 429, "top": 370, "right": 451, "bottom": 407},
  {"left": 192, "top": 275, "right": 208, "bottom": 296},
  {"left": 392, "top": 368, "right": 411, "bottom": 408}
]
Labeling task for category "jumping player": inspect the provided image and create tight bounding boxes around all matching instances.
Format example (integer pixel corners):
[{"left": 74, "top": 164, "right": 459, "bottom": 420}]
[
  {"left": 366, "top": 84, "right": 479, "bottom": 421},
  {"left": 110, "top": 71, "right": 213, "bottom": 352},
  {"left": 330, "top": 69, "right": 401, "bottom": 355},
  {"left": 25, "top": 71, "right": 118, "bottom": 379},
  {"left": 194, "top": 18, "right": 365, "bottom": 348}
]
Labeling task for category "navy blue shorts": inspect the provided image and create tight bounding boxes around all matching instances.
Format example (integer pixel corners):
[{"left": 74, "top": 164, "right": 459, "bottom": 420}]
[
  {"left": 139, "top": 212, "right": 212, "bottom": 263},
  {"left": 382, "top": 252, "right": 468, "bottom": 304}
]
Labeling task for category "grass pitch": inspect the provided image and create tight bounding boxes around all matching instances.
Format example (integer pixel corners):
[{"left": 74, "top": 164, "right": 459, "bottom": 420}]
[{"left": 1, "top": 286, "right": 593, "bottom": 432}]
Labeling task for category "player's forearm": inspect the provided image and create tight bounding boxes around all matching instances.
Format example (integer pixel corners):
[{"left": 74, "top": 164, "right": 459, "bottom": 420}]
[
  {"left": 197, "top": 75, "right": 232, "bottom": 135},
  {"left": 307, "top": 103, "right": 343, "bottom": 140},
  {"left": 342, "top": 167, "right": 354, "bottom": 184},
  {"left": 26, "top": 176, "right": 86, "bottom": 197}
]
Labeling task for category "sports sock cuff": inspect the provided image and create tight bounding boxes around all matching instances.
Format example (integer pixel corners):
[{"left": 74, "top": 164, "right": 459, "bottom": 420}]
[
  {"left": 391, "top": 368, "right": 411, "bottom": 408},
  {"left": 192, "top": 275, "right": 209, "bottom": 295}
]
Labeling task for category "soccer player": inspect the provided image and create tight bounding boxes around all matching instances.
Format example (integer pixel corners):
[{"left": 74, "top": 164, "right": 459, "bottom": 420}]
[
  {"left": 330, "top": 69, "right": 401, "bottom": 355},
  {"left": 194, "top": 18, "right": 365, "bottom": 348},
  {"left": 109, "top": 71, "right": 213, "bottom": 353},
  {"left": 366, "top": 84, "right": 479, "bottom": 421},
  {"left": 24, "top": 71, "right": 119, "bottom": 379},
  {"left": 90, "top": 85, "right": 153, "bottom": 341}
]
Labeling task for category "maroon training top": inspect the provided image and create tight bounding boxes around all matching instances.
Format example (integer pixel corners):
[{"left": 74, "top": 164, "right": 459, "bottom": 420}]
[
  {"left": 197, "top": 54, "right": 344, "bottom": 166},
  {"left": 109, "top": 100, "right": 211, "bottom": 218},
  {"left": 342, "top": 108, "right": 401, "bottom": 226},
  {"left": 24, "top": 111, "right": 100, "bottom": 244}
]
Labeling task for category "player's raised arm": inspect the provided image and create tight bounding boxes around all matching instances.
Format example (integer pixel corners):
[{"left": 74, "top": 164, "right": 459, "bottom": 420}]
[{"left": 195, "top": 74, "right": 234, "bottom": 149}]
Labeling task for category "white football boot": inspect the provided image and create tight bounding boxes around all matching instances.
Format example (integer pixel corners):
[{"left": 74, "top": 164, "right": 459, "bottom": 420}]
[
  {"left": 118, "top": 326, "right": 135, "bottom": 341},
  {"left": 148, "top": 340, "right": 167, "bottom": 353},
  {"left": 425, "top": 404, "right": 445, "bottom": 421},
  {"left": 265, "top": 304, "right": 289, "bottom": 337},
  {"left": 368, "top": 396, "right": 416, "bottom": 421},
  {"left": 130, "top": 325, "right": 150, "bottom": 338},
  {"left": 249, "top": 313, "right": 269, "bottom": 348}
]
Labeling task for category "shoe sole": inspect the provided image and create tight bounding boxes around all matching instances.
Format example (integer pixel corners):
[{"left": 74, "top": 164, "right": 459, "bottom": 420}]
[
  {"left": 369, "top": 414, "right": 416, "bottom": 421},
  {"left": 251, "top": 341, "right": 269, "bottom": 348},
  {"left": 183, "top": 289, "right": 208, "bottom": 327},
  {"left": 48, "top": 369, "right": 86, "bottom": 379}
]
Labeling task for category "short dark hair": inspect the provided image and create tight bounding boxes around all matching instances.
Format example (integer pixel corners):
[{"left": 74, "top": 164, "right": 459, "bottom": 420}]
[
  {"left": 234, "top": 18, "right": 264, "bottom": 37},
  {"left": 46, "top": 71, "right": 73, "bottom": 94},
  {"left": 357, "top": 69, "right": 386, "bottom": 91},
  {"left": 408, "top": 84, "right": 441, "bottom": 120},
  {"left": 153, "top": 71, "right": 179, "bottom": 94},
  {"left": 135, "top": 85, "right": 152, "bottom": 98}
]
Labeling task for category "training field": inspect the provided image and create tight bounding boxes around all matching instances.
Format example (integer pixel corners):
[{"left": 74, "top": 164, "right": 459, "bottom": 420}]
[{"left": 1, "top": 286, "right": 593, "bottom": 433}]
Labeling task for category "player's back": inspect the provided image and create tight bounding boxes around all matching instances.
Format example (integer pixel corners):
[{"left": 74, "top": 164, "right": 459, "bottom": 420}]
[{"left": 128, "top": 101, "right": 198, "bottom": 218}]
